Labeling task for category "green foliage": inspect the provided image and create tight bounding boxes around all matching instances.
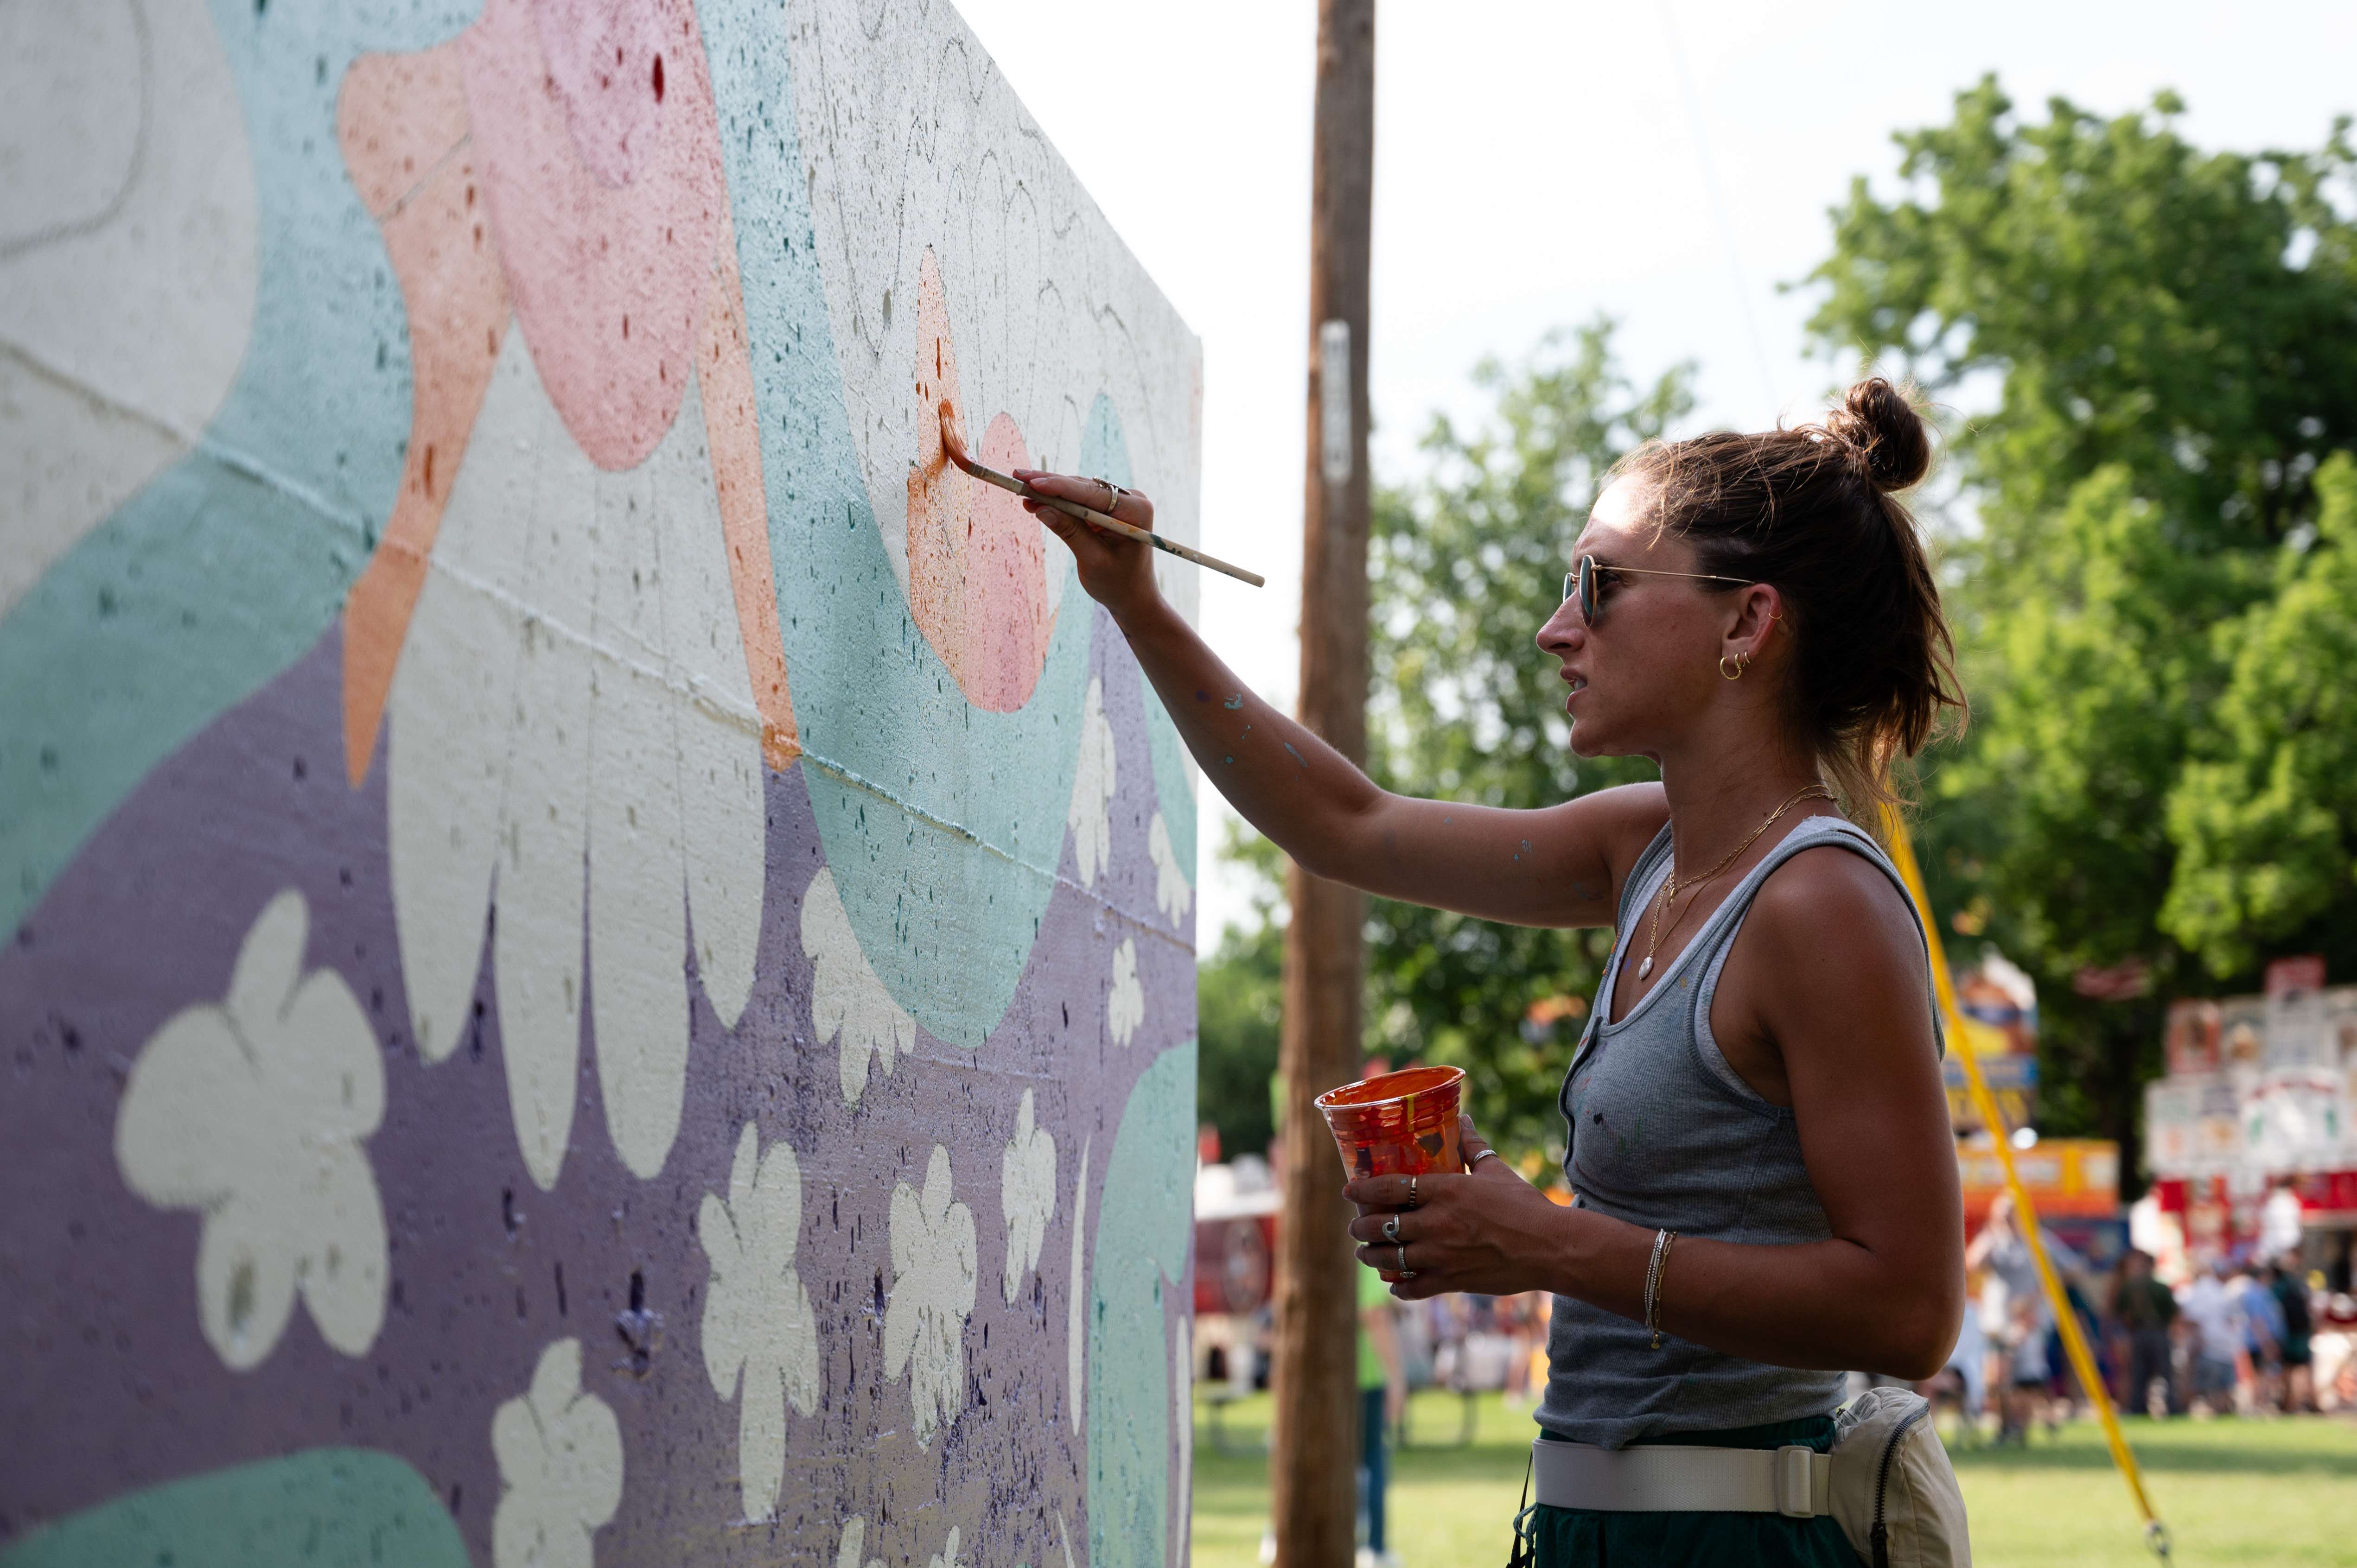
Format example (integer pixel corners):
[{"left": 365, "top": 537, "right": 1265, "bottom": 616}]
[
  {"left": 1809, "top": 77, "right": 2357, "bottom": 1157},
  {"left": 1194, "top": 825, "right": 1286, "bottom": 1157},
  {"left": 2164, "top": 453, "right": 2357, "bottom": 978},
  {"left": 1204, "top": 323, "right": 1686, "bottom": 1166},
  {"left": 1358, "top": 323, "right": 1692, "bottom": 1164}
]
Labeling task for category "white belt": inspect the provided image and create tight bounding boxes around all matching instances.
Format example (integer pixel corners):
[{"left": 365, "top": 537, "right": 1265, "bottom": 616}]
[{"left": 1531, "top": 1438, "right": 1832, "bottom": 1519}]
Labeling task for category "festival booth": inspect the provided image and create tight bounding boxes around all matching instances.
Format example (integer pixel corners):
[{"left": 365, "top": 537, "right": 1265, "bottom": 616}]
[
  {"left": 2142, "top": 958, "right": 2357, "bottom": 1291},
  {"left": 1945, "top": 953, "right": 2128, "bottom": 1264}
]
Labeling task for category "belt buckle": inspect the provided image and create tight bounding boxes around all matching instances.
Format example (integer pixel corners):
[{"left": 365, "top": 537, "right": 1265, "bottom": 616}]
[{"left": 1773, "top": 1444, "right": 1816, "bottom": 1518}]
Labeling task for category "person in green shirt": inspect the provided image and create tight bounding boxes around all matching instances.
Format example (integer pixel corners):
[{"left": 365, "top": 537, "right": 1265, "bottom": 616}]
[
  {"left": 2109, "top": 1249, "right": 2179, "bottom": 1416},
  {"left": 1359, "top": 1264, "right": 1407, "bottom": 1568}
]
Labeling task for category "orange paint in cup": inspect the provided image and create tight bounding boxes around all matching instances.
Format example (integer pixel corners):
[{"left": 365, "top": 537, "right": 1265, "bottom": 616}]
[{"left": 1315, "top": 1065, "right": 1466, "bottom": 1281}]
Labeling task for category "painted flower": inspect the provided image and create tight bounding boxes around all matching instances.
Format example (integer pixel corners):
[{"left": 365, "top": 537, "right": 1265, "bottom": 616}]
[
  {"left": 928, "top": 1526, "right": 964, "bottom": 1568},
  {"left": 492, "top": 1337, "right": 624, "bottom": 1568},
  {"left": 1000, "top": 1089, "right": 1058, "bottom": 1305},
  {"left": 1107, "top": 938, "right": 1145, "bottom": 1049},
  {"left": 804, "top": 866, "right": 918, "bottom": 1105},
  {"left": 115, "top": 889, "right": 387, "bottom": 1371},
  {"left": 340, "top": 0, "right": 793, "bottom": 1193},
  {"left": 885, "top": 1145, "right": 978, "bottom": 1447},
  {"left": 1147, "top": 812, "right": 1193, "bottom": 927},
  {"left": 1067, "top": 675, "right": 1116, "bottom": 887},
  {"left": 699, "top": 1122, "right": 821, "bottom": 1521},
  {"left": 837, "top": 1518, "right": 884, "bottom": 1568}
]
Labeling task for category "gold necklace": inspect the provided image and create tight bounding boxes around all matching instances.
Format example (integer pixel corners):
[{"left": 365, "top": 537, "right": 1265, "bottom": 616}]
[{"left": 1636, "top": 783, "right": 1834, "bottom": 982}]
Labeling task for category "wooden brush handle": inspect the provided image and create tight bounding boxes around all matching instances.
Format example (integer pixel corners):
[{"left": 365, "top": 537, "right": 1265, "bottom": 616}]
[{"left": 937, "top": 406, "right": 1265, "bottom": 588}]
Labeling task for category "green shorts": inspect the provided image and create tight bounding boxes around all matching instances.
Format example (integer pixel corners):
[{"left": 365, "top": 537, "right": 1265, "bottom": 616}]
[{"left": 1529, "top": 1415, "right": 1863, "bottom": 1568}]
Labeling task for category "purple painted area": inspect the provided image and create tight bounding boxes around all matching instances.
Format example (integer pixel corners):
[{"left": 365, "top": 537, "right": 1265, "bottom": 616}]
[{"left": 0, "top": 617, "right": 1196, "bottom": 1561}]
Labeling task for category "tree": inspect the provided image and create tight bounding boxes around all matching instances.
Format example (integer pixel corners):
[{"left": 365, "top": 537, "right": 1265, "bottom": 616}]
[
  {"left": 1196, "top": 827, "right": 1287, "bottom": 1158},
  {"left": 1808, "top": 78, "right": 2357, "bottom": 1167},
  {"left": 2164, "top": 453, "right": 2357, "bottom": 981},
  {"left": 1359, "top": 323, "right": 1691, "bottom": 1163},
  {"left": 1209, "top": 322, "right": 1688, "bottom": 1167}
]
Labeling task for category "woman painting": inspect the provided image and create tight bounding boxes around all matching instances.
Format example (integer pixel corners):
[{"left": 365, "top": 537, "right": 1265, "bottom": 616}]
[{"left": 1024, "top": 375, "right": 1967, "bottom": 1563}]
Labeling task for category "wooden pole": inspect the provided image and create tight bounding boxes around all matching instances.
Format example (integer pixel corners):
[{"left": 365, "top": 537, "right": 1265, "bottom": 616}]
[{"left": 1271, "top": 3, "right": 1374, "bottom": 1565}]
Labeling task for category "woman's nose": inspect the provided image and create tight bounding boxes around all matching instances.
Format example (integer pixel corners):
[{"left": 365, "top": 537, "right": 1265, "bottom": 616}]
[{"left": 1536, "top": 604, "right": 1585, "bottom": 654}]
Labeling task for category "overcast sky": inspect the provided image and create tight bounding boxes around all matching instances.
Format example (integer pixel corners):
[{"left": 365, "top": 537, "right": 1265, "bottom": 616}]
[{"left": 953, "top": 0, "right": 2357, "bottom": 941}]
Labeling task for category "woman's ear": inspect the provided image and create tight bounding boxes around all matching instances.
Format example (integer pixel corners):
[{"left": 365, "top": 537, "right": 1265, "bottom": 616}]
[{"left": 1726, "top": 583, "right": 1783, "bottom": 660}]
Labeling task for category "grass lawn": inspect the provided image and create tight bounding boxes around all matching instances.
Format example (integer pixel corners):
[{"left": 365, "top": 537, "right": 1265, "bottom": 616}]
[{"left": 1190, "top": 1390, "right": 2357, "bottom": 1567}]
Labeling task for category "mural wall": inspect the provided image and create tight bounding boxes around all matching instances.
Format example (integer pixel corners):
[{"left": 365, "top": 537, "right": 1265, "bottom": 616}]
[{"left": 0, "top": 1, "right": 1201, "bottom": 1564}]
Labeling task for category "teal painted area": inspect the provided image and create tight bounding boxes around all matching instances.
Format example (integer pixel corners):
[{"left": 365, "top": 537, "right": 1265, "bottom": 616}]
[
  {"left": 1104, "top": 375, "right": 1194, "bottom": 881},
  {"left": 0, "top": 455, "right": 364, "bottom": 927},
  {"left": 1089, "top": 405, "right": 1196, "bottom": 876},
  {"left": 1088, "top": 1040, "right": 1198, "bottom": 1568},
  {"left": 0, "top": 1448, "right": 467, "bottom": 1568},
  {"left": 0, "top": 0, "right": 480, "bottom": 936},
  {"left": 701, "top": 5, "right": 1104, "bottom": 1047}
]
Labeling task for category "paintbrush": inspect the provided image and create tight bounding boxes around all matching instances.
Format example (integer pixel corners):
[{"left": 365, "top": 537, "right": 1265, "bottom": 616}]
[{"left": 936, "top": 403, "right": 1265, "bottom": 588}]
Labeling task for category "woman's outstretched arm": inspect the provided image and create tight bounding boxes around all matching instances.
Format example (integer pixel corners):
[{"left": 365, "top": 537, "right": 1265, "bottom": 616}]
[{"left": 1019, "top": 470, "right": 1663, "bottom": 929}]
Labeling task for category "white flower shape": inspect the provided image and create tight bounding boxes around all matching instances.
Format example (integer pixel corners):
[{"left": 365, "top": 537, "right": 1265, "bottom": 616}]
[
  {"left": 885, "top": 1145, "right": 978, "bottom": 1447},
  {"left": 837, "top": 1518, "right": 884, "bottom": 1568},
  {"left": 115, "top": 889, "right": 388, "bottom": 1371},
  {"left": 803, "top": 866, "right": 919, "bottom": 1105},
  {"left": 699, "top": 1122, "right": 821, "bottom": 1521},
  {"left": 492, "top": 1337, "right": 624, "bottom": 1568},
  {"left": 928, "top": 1526, "right": 963, "bottom": 1568},
  {"left": 1067, "top": 674, "right": 1116, "bottom": 887},
  {"left": 1000, "top": 1090, "right": 1058, "bottom": 1304},
  {"left": 388, "top": 349, "right": 768, "bottom": 1190},
  {"left": 1107, "top": 938, "right": 1145, "bottom": 1048},
  {"left": 1147, "top": 812, "right": 1194, "bottom": 927}
]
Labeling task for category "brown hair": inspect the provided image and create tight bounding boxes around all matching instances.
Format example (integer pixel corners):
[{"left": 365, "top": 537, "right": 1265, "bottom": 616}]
[{"left": 1612, "top": 376, "right": 1965, "bottom": 829}]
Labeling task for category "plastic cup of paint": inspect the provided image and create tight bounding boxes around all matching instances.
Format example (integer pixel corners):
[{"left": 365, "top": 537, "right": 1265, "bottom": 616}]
[{"left": 1315, "top": 1065, "right": 1465, "bottom": 1281}]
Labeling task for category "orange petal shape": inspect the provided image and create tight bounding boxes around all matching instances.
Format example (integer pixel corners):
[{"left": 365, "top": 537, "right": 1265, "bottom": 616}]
[
  {"left": 336, "top": 43, "right": 512, "bottom": 785},
  {"left": 905, "top": 249, "right": 1054, "bottom": 713}
]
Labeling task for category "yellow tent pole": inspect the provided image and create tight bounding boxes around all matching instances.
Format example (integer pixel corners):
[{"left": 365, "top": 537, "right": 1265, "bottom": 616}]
[{"left": 1881, "top": 809, "right": 2172, "bottom": 1561}]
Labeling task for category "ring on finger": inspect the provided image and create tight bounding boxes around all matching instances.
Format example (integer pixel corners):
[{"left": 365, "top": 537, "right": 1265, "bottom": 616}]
[
  {"left": 1395, "top": 1243, "right": 1409, "bottom": 1274},
  {"left": 1101, "top": 479, "right": 1123, "bottom": 512},
  {"left": 1381, "top": 1214, "right": 1401, "bottom": 1244},
  {"left": 1407, "top": 1174, "right": 1420, "bottom": 1210}
]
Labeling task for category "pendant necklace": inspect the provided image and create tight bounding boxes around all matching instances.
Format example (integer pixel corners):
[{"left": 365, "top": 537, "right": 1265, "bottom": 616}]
[{"left": 1636, "top": 783, "right": 1834, "bottom": 982}]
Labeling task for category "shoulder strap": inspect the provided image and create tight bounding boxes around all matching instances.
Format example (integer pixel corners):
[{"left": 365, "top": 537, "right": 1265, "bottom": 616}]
[
  {"left": 1616, "top": 823, "right": 1675, "bottom": 929},
  {"left": 1692, "top": 814, "right": 1946, "bottom": 1057}
]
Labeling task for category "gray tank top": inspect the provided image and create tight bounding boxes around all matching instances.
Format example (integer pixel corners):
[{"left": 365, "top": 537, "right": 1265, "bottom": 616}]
[{"left": 1535, "top": 813, "right": 1942, "bottom": 1449}]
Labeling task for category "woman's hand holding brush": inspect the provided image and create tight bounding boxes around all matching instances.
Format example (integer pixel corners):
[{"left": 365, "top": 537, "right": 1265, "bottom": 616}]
[{"left": 1015, "top": 469, "right": 1166, "bottom": 619}]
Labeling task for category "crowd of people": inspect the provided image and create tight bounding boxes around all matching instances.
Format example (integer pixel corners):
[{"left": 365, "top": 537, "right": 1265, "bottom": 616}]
[{"left": 1912, "top": 1192, "right": 2350, "bottom": 1438}]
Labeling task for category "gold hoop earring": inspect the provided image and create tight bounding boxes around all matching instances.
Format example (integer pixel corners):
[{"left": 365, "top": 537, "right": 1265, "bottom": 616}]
[{"left": 1719, "top": 654, "right": 1744, "bottom": 681}]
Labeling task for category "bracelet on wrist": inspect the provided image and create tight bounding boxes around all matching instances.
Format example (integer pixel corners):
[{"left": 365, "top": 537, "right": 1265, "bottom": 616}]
[{"left": 1642, "top": 1228, "right": 1679, "bottom": 1349}]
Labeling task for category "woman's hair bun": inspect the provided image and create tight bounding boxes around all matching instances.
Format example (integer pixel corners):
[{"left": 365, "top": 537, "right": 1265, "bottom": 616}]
[{"left": 1823, "top": 376, "right": 1931, "bottom": 493}]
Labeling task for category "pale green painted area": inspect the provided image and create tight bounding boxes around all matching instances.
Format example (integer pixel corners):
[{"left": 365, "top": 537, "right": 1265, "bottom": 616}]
[
  {"left": 0, "top": 455, "right": 363, "bottom": 929},
  {"left": 703, "top": 1, "right": 1111, "bottom": 1048},
  {"left": 0, "top": 1448, "right": 467, "bottom": 1568},
  {"left": 0, "top": 0, "right": 479, "bottom": 937},
  {"left": 1089, "top": 1039, "right": 1199, "bottom": 1568},
  {"left": 1127, "top": 391, "right": 1195, "bottom": 880}
]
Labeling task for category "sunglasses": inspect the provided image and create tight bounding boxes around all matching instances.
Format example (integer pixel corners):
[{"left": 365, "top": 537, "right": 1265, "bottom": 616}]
[{"left": 1563, "top": 554, "right": 1755, "bottom": 626}]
